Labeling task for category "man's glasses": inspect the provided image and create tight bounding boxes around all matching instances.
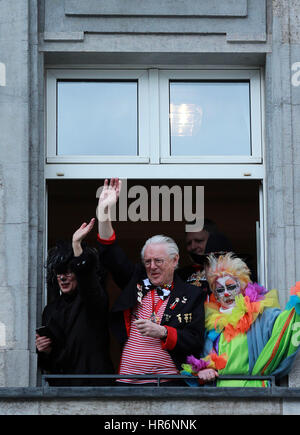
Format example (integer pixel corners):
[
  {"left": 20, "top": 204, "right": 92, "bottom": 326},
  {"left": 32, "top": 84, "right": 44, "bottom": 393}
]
[{"left": 144, "top": 258, "right": 166, "bottom": 268}]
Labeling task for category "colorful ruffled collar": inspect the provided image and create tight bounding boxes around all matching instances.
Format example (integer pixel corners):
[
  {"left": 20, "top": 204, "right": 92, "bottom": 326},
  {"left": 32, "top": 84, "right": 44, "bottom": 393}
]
[{"left": 205, "top": 283, "right": 280, "bottom": 342}]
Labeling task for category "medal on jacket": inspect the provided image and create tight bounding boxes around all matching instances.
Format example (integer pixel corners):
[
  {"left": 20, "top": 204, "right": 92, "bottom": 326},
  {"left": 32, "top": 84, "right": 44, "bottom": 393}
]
[
  {"left": 150, "top": 311, "right": 161, "bottom": 324},
  {"left": 137, "top": 283, "right": 143, "bottom": 303},
  {"left": 149, "top": 290, "right": 165, "bottom": 324},
  {"left": 136, "top": 279, "right": 153, "bottom": 303},
  {"left": 170, "top": 297, "right": 180, "bottom": 310}
]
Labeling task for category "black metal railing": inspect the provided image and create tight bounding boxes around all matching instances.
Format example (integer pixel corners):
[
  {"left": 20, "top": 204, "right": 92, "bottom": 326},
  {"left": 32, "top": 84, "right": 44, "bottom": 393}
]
[
  {"left": 42, "top": 373, "right": 276, "bottom": 388},
  {"left": 2, "top": 374, "right": 300, "bottom": 399}
]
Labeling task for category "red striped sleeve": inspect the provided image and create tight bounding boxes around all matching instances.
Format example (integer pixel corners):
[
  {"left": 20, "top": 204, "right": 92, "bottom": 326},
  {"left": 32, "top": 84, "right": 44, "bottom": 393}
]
[
  {"left": 97, "top": 231, "right": 116, "bottom": 245},
  {"left": 161, "top": 326, "right": 177, "bottom": 351}
]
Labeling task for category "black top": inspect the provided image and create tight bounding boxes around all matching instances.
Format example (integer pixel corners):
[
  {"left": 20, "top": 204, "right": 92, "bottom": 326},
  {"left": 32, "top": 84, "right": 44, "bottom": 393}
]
[
  {"left": 177, "top": 231, "right": 234, "bottom": 292},
  {"left": 37, "top": 249, "right": 114, "bottom": 380}
]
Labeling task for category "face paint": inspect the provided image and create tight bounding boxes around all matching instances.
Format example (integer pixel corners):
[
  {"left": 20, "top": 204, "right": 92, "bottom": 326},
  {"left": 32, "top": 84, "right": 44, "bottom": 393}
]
[{"left": 214, "top": 275, "right": 241, "bottom": 309}]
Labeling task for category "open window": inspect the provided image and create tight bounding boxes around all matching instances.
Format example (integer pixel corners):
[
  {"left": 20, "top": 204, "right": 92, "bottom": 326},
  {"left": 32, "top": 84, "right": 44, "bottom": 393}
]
[{"left": 47, "top": 178, "right": 261, "bottom": 371}]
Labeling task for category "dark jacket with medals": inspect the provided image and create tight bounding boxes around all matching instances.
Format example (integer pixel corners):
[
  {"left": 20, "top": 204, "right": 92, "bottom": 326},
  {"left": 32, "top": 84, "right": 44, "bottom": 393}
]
[
  {"left": 177, "top": 231, "right": 234, "bottom": 293},
  {"left": 97, "top": 240, "right": 205, "bottom": 372}
]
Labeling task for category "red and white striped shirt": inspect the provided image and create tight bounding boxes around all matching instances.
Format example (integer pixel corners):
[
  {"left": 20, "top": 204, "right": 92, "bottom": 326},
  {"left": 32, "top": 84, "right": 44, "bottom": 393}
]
[{"left": 118, "top": 290, "right": 178, "bottom": 384}]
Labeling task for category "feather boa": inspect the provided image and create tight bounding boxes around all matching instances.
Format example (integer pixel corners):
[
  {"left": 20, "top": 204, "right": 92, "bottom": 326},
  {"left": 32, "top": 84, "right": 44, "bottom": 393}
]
[
  {"left": 205, "top": 283, "right": 280, "bottom": 343},
  {"left": 182, "top": 282, "right": 300, "bottom": 378},
  {"left": 285, "top": 281, "right": 300, "bottom": 314},
  {"left": 181, "top": 352, "right": 228, "bottom": 376}
]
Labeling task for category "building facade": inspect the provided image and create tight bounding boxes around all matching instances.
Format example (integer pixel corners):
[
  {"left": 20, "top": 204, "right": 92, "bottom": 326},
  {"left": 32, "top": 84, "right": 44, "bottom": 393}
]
[{"left": 1, "top": 0, "right": 300, "bottom": 414}]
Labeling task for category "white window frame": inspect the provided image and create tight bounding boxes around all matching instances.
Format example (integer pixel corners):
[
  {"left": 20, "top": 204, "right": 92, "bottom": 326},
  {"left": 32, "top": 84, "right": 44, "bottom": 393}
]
[
  {"left": 159, "top": 69, "right": 262, "bottom": 164},
  {"left": 46, "top": 69, "right": 150, "bottom": 163},
  {"left": 45, "top": 66, "right": 264, "bottom": 180}
]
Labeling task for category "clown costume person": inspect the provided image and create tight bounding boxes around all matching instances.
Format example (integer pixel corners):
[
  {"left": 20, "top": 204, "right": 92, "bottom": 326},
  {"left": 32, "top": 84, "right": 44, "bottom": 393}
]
[{"left": 181, "top": 253, "right": 300, "bottom": 387}]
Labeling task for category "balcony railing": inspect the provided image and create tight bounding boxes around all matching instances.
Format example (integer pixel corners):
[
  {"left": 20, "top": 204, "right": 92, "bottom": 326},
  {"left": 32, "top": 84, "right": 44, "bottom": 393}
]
[
  {"left": 42, "top": 373, "right": 276, "bottom": 388},
  {"left": 1, "top": 374, "right": 300, "bottom": 400}
]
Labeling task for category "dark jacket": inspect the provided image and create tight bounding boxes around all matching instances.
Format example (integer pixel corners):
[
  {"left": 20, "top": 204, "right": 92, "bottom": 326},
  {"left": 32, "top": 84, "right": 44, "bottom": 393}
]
[
  {"left": 97, "top": 240, "right": 205, "bottom": 372},
  {"left": 177, "top": 231, "right": 234, "bottom": 292},
  {"left": 37, "top": 249, "right": 113, "bottom": 378}
]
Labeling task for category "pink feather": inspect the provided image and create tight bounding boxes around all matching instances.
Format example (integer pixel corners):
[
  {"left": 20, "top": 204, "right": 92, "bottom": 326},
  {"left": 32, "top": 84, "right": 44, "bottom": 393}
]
[{"left": 186, "top": 355, "right": 209, "bottom": 372}]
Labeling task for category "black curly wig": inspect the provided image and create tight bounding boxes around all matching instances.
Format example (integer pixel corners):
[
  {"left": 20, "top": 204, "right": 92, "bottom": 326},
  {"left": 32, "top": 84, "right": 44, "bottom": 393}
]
[{"left": 45, "top": 240, "right": 106, "bottom": 303}]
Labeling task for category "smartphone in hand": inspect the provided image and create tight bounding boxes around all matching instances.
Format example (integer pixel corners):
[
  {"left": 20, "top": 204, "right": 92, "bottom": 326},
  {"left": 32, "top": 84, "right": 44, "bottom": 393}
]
[{"left": 36, "top": 326, "right": 53, "bottom": 340}]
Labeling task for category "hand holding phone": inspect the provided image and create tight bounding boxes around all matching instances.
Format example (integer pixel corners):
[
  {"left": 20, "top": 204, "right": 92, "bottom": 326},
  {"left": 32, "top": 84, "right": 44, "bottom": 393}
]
[
  {"left": 36, "top": 326, "right": 51, "bottom": 338},
  {"left": 36, "top": 326, "right": 53, "bottom": 354}
]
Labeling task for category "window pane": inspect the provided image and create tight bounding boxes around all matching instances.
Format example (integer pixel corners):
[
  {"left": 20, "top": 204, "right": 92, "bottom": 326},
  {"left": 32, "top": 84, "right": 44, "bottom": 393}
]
[
  {"left": 57, "top": 81, "right": 138, "bottom": 155},
  {"left": 170, "top": 81, "right": 251, "bottom": 156}
]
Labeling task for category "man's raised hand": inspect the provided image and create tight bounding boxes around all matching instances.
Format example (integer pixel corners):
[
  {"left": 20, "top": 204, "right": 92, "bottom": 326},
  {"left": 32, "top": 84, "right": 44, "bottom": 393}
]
[{"left": 97, "top": 178, "right": 122, "bottom": 222}]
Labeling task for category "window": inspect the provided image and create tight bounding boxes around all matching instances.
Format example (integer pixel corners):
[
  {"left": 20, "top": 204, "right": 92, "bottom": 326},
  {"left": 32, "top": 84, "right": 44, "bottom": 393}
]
[
  {"left": 159, "top": 69, "right": 262, "bottom": 163},
  {"left": 46, "top": 68, "right": 262, "bottom": 166},
  {"left": 47, "top": 178, "right": 262, "bottom": 372},
  {"left": 169, "top": 81, "right": 250, "bottom": 156},
  {"left": 46, "top": 69, "right": 149, "bottom": 163},
  {"left": 57, "top": 80, "right": 138, "bottom": 156}
]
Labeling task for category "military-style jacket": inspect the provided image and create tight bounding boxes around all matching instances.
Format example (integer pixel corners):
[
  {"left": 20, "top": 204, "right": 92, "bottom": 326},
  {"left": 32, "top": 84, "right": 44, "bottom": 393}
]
[{"left": 97, "top": 240, "right": 205, "bottom": 371}]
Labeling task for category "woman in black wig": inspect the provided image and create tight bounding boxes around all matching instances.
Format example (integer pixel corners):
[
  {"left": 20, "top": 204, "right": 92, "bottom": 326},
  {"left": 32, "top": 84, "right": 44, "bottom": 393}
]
[{"left": 36, "top": 218, "right": 113, "bottom": 385}]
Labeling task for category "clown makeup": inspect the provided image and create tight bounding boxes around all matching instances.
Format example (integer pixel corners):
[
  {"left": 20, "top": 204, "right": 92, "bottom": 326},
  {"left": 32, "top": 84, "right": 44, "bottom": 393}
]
[{"left": 214, "top": 275, "right": 241, "bottom": 309}]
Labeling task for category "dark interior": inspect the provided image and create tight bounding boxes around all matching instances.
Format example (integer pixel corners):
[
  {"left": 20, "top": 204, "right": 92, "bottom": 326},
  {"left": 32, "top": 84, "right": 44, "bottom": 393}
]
[{"left": 47, "top": 178, "right": 260, "bottom": 369}]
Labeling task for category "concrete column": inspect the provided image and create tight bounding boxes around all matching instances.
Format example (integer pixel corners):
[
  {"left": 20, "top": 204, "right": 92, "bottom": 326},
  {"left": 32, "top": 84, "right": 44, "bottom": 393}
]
[
  {"left": 0, "top": 0, "right": 41, "bottom": 387},
  {"left": 265, "top": 0, "right": 300, "bottom": 413}
]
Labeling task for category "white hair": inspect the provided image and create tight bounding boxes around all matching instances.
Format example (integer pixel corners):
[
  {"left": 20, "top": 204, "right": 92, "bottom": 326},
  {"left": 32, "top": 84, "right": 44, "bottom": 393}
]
[{"left": 141, "top": 235, "right": 179, "bottom": 261}]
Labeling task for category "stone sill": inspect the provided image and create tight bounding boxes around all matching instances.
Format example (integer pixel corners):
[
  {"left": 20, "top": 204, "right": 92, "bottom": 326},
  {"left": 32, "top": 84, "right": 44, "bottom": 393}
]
[{"left": 0, "top": 386, "right": 300, "bottom": 399}]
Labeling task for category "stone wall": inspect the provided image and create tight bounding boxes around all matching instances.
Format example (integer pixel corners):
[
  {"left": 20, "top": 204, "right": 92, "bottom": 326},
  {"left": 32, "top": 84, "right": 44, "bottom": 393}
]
[{"left": 1, "top": 0, "right": 300, "bottom": 414}]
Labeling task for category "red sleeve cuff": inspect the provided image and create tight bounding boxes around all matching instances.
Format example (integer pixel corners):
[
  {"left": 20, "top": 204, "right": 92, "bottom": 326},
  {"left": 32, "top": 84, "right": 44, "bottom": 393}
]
[
  {"left": 161, "top": 326, "right": 177, "bottom": 351},
  {"left": 97, "top": 231, "right": 116, "bottom": 245}
]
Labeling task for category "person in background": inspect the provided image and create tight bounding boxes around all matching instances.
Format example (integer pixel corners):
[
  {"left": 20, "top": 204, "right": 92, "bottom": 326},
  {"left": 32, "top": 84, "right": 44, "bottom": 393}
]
[
  {"left": 178, "top": 220, "right": 233, "bottom": 293},
  {"left": 36, "top": 218, "right": 113, "bottom": 385}
]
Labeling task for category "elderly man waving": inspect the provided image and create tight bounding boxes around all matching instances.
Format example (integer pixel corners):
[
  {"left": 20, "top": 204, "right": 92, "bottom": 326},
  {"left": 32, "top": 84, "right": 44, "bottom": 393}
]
[{"left": 97, "top": 178, "right": 205, "bottom": 386}]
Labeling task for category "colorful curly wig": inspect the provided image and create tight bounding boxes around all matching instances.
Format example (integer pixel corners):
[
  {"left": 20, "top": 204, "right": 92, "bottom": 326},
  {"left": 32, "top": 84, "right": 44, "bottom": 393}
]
[{"left": 206, "top": 252, "right": 251, "bottom": 292}]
